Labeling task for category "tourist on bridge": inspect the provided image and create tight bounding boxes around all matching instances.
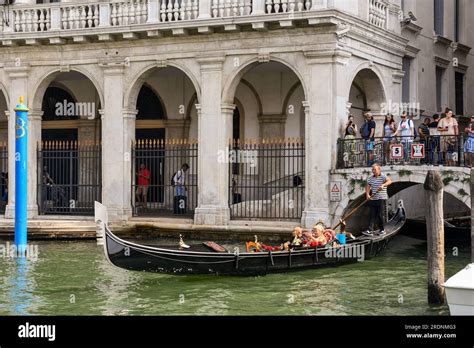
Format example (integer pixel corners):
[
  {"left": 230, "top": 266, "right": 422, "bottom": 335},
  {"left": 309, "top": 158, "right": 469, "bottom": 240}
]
[
  {"left": 438, "top": 108, "right": 459, "bottom": 166},
  {"left": 344, "top": 114, "right": 358, "bottom": 167},
  {"left": 418, "top": 117, "right": 431, "bottom": 164},
  {"left": 393, "top": 111, "right": 414, "bottom": 163},
  {"left": 464, "top": 115, "right": 474, "bottom": 167},
  {"left": 363, "top": 163, "right": 393, "bottom": 237},
  {"left": 0, "top": 172, "right": 7, "bottom": 206},
  {"left": 428, "top": 114, "right": 441, "bottom": 165},
  {"left": 360, "top": 112, "right": 376, "bottom": 167},
  {"left": 382, "top": 114, "right": 396, "bottom": 165}
]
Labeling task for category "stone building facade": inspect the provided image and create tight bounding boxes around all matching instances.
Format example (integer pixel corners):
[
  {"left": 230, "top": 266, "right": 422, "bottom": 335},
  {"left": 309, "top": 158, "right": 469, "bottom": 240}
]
[{"left": 0, "top": 0, "right": 472, "bottom": 227}]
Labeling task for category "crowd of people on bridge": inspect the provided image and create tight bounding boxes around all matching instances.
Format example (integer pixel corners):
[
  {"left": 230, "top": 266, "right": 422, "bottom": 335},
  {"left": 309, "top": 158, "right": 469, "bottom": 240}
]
[{"left": 343, "top": 108, "right": 474, "bottom": 167}]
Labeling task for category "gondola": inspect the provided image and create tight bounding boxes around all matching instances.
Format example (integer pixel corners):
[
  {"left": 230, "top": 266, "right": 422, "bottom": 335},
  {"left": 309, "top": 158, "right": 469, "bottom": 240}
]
[
  {"left": 402, "top": 217, "right": 470, "bottom": 242},
  {"left": 101, "top": 201, "right": 406, "bottom": 276}
]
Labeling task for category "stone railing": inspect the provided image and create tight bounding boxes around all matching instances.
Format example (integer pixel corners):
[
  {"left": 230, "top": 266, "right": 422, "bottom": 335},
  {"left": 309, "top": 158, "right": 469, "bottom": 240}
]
[
  {"left": 61, "top": 4, "right": 100, "bottom": 30},
  {"left": 368, "top": 0, "right": 387, "bottom": 28},
  {"left": 0, "top": 0, "right": 393, "bottom": 41},
  {"left": 265, "top": 0, "right": 312, "bottom": 14},
  {"left": 160, "top": 0, "right": 199, "bottom": 22},
  {"left": 12, "top": 6, "right": 51, "bottom": 32},
  {"left": 111, "top": 0, "right": 148, "bottom": 26}
]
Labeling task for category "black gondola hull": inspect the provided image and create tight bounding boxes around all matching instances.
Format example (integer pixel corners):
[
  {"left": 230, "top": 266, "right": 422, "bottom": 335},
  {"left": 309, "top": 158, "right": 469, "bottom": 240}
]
[{"left": 104, "top": 205, "right": 406, "bottom": 276}]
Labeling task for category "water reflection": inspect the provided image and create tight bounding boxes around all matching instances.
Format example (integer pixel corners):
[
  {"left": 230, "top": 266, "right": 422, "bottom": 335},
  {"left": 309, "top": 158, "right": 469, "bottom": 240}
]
[
  {"left": 0, "top": 236, "right": 469, "bottom": 316},
  {"left": 6, "top": 256, "right": 37, "bottom": 315}
]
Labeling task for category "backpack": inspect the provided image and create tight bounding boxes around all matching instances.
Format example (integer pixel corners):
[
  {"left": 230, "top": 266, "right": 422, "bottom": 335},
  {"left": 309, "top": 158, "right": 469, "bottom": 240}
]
[
  {"left": 171, "top": 170, "right": 182, "bottom": 187},
  {"left": 360, "top": 122, "right": 371, "bottom": 139}
]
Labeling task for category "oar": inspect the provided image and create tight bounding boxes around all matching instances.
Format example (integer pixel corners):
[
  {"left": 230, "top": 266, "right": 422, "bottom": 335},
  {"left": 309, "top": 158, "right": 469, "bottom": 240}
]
[{"left": 332, "top": 196, "right": 371, "bottom": 231}]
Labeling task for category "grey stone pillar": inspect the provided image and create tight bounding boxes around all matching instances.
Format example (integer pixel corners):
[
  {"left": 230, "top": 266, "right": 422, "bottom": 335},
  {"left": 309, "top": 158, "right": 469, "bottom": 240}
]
[
  {"left": 4, "top": 65, "right": 30, "bottom": 219},
  {"left": 194, "top": 56, "right": 232, "bottom": 225}
]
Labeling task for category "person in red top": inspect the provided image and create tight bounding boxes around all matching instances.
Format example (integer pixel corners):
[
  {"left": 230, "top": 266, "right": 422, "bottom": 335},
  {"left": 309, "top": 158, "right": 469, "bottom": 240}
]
[{"left": 136, "top": 163, "right": 151, "bottom": 208}]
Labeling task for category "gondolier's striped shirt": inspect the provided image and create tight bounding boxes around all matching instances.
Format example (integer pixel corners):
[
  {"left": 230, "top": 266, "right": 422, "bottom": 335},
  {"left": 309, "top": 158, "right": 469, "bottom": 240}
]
[{"left": 367, "top": 174, "right": 388, "bottom": 200}]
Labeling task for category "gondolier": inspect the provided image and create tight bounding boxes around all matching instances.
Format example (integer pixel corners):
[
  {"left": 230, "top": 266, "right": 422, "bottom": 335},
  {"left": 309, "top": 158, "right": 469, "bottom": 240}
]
[{"left": 363, "top": 163, "right": 393, "bottom": 236}]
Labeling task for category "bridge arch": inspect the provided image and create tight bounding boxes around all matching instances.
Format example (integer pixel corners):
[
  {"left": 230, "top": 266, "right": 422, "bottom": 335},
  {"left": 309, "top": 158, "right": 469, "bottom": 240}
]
[{"left": 330, "top": 167, "right": 471, "bottom": 226}]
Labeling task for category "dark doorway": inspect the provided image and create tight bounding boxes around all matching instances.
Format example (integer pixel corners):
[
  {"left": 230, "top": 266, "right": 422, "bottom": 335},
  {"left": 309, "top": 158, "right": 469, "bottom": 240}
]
[{"left": 135, "top": 128, "right": 166, "bottom": 204}]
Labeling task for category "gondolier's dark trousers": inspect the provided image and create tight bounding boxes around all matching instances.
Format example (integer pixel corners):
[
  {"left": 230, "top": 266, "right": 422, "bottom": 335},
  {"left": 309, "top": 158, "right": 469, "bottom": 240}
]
[{"left": 368, "top": 199, "right": 385, "bottom": 231}]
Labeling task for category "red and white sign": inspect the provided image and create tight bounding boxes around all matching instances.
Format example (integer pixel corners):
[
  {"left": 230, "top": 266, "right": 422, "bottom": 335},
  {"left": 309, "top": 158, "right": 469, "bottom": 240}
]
[
  {"left": 390, "top": 144, "right": 404, "bottom": 159},
  {"left": 330, "top": 182, "right": 342, "bottom": 202},
  {"left": 411, "top": 144, "right": 425, "bottom": 159}
]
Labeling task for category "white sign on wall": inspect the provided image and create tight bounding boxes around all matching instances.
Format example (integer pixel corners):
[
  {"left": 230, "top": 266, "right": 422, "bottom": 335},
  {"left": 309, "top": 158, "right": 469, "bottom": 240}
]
[{"left": 330, "top": 182, "right": 342, "bottom": 202}]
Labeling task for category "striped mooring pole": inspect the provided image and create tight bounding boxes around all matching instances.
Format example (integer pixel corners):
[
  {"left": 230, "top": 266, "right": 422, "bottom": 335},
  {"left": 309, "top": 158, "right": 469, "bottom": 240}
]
[{"left": 14, "top": 96, "right": 29, "bottom": 257}]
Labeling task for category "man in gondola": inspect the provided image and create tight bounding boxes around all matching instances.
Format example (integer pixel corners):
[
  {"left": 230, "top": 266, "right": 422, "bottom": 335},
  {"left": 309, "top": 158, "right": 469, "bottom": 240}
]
[{"left": 363, "top": 163, "right": 392, "bottom": 236}]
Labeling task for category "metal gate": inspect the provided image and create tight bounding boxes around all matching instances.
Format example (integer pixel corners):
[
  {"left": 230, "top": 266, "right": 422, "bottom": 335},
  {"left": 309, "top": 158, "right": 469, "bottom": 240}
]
[
  {"left": 37, "top": 141, "right": 101, "bottom": 215},
  {"left": 229, "top": 138, "right": 305, "bottom": 221},
  {"left": 132, "top": 139, "right": 198, "bottom": 217}
]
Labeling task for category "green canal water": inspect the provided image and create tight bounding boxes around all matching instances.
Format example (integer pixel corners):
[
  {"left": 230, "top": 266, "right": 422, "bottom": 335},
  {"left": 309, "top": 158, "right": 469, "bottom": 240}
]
[{"left": 0, "top": 235, "right": 470, "bottom": 316}]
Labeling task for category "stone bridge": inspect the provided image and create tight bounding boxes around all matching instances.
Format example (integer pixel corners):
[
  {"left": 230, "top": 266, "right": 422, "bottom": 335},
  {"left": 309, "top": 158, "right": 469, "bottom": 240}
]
[{"left": 329, "top": 166, "right": 471, "bottom": 226}]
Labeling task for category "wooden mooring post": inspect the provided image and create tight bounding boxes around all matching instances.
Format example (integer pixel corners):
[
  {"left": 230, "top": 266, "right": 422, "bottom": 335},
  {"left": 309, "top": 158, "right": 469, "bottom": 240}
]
[{"left": 424, "top": 170, "right": 445, "bottom": 304}]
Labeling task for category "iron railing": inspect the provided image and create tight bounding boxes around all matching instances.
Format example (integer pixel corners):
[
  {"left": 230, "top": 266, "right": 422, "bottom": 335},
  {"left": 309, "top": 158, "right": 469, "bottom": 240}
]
[
  {"left": 337, "top": 135, "right": 467, "bottom": 169},
  {"left": 131, "top": 139, "right": 198, "bottom": 218},
  {"left": 0, "top": 143, "right": 7, "bottom": 214},
  {"left": 37, "top": 141, "right": 101, "bottom": 215},
  {"left": 229, "top": 138, "right": 305, "bottom": 221}
]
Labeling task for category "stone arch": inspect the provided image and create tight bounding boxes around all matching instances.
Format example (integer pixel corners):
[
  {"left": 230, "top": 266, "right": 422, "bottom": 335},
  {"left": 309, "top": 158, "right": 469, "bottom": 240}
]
[
  {"left": 136, "top": 83, "right": 168, "bottom": 120},
  {"left": 185, "top": 92, "right": 198, "bottom": 120},
  {"left": 125, "top": 62, "right": 201, "bottom": 111},
  {"left": 281, "top": 80, "right": 303, "bottom": 116},
  {"left": 346, "top": 61, "right": 388, "bottom": 102},
  {"left": 0, "top": 82, "right": 10, "bottom": 111},
  {"left": 31, "top": 67, "right": 104, "bottom": 112},
  {"left": 239, "top": 79, "right": 263, "bottom": 116},
  {"left": 222, "top": 56, "right": 308, "bottom": 104}
]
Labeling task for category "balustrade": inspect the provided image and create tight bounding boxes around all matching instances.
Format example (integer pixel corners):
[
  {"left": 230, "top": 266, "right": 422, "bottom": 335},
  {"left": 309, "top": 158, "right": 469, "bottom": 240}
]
[
  {"left": 61, "top": 4, "right": 99, "bottom": 30},
  {"left": 265, "top": 0, "right": 311, "bottom": 14},
  {"left": 13, "top": 7, "right": 51, "bottom": 32},
  {"left": 368, "top": 0, "right": 387, "bottom": 28},
  {"left": 160, "top": 0, "right": 198, "bottom": 22},
  {"left": 111, "top": 0, "right": 148, "bottom": 26}
]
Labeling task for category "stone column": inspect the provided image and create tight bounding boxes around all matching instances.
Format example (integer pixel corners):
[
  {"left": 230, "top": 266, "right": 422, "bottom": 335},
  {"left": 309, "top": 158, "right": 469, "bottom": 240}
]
[
  {"left": 27, "top": 109, "right": 42, "bottom": 218},
  {"left": 123, "top": 109, "right": 137, "bottom": 219},
  {"left": 302, "top": 48, "right": 351, "bottom": 228},
  {"left": 194, "top": 56, "right": 232, "bottom": 225},
  {"left": 4, "top": 66, "right": 29, "bottom": 219},
  {"left": 100, "top": 63, "right": 128, "bottom": 222}
]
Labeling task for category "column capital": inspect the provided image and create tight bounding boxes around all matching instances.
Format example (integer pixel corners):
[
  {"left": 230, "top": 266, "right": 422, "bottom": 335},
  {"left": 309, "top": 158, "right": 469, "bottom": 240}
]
[
  {"left": 195, "top": 104, "right": 201, "bottom": 115},
  {"left": 4, "top": 65, "right": 30, "bottom": 79},
  {"left": 197, "top": 56, "right": 225, "bottom": 71},
  {"left": 302, "top": 101, "right": 310, "bottom": 113},
  {"left": 123, "top": 109, "right": 138, "bottom": 120},
  {"left": 5, "top": 111, "right": 10, "bottom": 120},
  {"left": 221, "top": 103, "right": 236, "bottom": 114},
  {"left": 29, "top": 109, "right": 44, "bottom": 121}
]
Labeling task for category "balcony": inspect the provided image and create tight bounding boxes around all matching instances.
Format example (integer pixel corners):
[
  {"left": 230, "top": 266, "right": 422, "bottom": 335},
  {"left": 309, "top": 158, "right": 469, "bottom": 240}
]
[{"left": 0, "top": 0, "right": 391, "bottom": 46}]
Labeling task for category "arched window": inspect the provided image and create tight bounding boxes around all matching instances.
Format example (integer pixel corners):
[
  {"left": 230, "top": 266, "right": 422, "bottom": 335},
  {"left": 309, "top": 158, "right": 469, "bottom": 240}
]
[
  {"left": 136, "top": 85, "right": 165, "bottom": 120},
  {"left": 42, "top": 87, "right": 77, "bottom": 121}
]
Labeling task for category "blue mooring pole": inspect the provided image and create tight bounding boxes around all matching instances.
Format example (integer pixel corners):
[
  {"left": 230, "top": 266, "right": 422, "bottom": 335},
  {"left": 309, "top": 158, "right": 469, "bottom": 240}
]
[{"left": 14, "top": 96, "right": 29, "bottom": 257}]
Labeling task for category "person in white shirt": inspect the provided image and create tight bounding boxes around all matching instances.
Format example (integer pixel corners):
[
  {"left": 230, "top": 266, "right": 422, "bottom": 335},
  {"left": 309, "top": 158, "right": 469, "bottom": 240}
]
[
  {"left": 393, "top": 112, "right": 414, "bottom": 162},
  {"left": 173, "top": 163, "right": 189, "bottom": 197},
  {"left": 437, "top": 108, "right": 459, "bottom": 166}
]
